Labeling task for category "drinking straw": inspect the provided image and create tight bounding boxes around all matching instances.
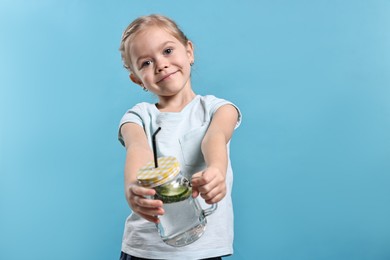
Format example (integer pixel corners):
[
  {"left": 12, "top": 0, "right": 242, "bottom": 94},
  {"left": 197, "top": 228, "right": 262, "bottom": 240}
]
[{"left": 152, "top": 127, "right": 161, "bottom": 168}]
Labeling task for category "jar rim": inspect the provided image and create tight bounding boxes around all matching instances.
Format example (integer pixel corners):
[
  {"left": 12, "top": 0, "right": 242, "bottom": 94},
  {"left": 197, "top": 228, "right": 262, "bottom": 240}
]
[{"left": 137, "top": 156, "right": 180, "bottom": 188}]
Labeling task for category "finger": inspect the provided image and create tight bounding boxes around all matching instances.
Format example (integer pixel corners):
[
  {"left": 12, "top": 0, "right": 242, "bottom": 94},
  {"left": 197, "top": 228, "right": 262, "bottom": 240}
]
[
  {"left": 192, "top": 171, "right": 203, "bottom": 179},
  {"left": 199, "top": 180, "right": 226, "bottom": 200},
  {"left": 132, "top": 197, "right": 164, "bottom": 218},
  {"left": 191, "top": 172, "right": 207, "bottom": 187},
  {"left": 204, "top": 192, "right": 226, "bottom": 204},
  {"left": 135, "top": 204, "right": 164, "bottom": 217},
  {"left": 192, "top": 188, "right": 199, "bottom": 198},
  {"left": 195, "top": 174, "right": 219, "bottom": 194},
  {"left": 200, "top": 184, "right": 222, "bottom": 199},
  {"left": 130, "top": 185, "right": 156, "bottom": 197},
  {"left": 138, "top": 212, "right": 160, "bottom": 224},
  {"left": 134, "top": 196, "right": 163, "bottom": 209}
]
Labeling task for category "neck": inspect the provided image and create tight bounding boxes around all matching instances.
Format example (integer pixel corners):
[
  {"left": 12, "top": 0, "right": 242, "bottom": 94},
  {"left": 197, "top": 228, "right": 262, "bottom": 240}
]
[{"left": 156, "top": 90, "right": 196, "bottom": 112}]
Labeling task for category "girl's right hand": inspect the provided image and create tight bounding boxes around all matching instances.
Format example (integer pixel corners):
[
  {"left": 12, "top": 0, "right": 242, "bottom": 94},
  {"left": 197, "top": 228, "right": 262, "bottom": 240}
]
[{"left": 126, "top": 184, "right": 164, "bottom": 223}]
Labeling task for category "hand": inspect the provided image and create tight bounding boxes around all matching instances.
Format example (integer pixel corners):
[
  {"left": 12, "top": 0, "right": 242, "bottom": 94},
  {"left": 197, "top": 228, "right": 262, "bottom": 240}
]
[
  {"left": 126, "top": 184, "right": 164, "bottom": 223},
  {"left": 191, "top": 167, "right": 226, "bottom": 204}
]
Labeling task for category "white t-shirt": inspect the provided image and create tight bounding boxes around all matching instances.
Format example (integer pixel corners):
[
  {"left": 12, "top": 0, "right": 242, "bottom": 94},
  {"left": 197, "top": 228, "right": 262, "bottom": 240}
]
[{"left": 118, "top": 95, "right": 241, "bottom": 260}]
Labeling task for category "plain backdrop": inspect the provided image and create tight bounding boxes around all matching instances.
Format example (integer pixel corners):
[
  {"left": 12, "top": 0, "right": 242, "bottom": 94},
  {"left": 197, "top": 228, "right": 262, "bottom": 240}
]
[{"left": 1, "top": 0, "right": 389, "bottom": 259}]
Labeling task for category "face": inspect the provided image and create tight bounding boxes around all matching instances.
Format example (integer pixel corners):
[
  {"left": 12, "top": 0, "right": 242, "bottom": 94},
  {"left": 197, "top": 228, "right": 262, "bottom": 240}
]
[{"left": 129, "top": 26, "right": 194, "bottom": 97}]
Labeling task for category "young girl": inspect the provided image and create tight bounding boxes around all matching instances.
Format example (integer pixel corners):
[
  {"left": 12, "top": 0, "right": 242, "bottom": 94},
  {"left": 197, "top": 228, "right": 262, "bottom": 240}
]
[{"left": 118, "top": 14, "right": 241, "bottom": 260}]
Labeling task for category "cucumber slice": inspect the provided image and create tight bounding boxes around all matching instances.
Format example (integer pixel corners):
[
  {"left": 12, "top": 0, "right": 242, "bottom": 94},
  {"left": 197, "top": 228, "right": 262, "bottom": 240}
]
[
  {"left": 158, "top": 185, "right": 187, "bottom": 196},
  {"left": 155, "top": 184, "right": 191, "bottom": 203}
]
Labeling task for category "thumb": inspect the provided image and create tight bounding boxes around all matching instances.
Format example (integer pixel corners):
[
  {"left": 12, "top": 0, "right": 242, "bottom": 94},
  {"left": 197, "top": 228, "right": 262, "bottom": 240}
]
[
  {"left": 192, "top": 187, "right": 199, "bottom": 198},
  {"left": 192, "top": 171, "right": 203, "bottom": 179},
  {"left": 191, "top": 171, "right": 204, "bottom": 186},
  {"left": 191, "top": 171, "right": 203, "bottom": 198}
]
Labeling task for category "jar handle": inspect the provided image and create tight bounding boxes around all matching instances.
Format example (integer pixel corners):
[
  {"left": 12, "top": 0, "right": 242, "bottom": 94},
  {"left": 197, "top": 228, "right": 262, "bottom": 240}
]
[
  {"left": 203, "top": 203, "right": 218, "bottom": 217},
  {"left": 188, "top": 177, "right": 218, "bottom": 217}
]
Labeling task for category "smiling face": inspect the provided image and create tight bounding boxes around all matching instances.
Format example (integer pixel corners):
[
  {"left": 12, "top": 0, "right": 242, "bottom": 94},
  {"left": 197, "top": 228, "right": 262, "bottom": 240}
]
[{"left": 129, "top": 26, "right": 194, "bottom": 98}]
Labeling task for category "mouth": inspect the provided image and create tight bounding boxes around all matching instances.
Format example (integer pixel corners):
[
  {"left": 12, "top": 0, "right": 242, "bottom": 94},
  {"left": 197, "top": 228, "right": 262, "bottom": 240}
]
[{"left": 157, "top": 71, "right": 178, "bottom": 83}]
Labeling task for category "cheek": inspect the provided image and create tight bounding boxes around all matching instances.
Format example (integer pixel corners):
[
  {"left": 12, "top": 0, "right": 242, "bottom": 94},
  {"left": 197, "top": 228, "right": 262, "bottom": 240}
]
[
  {"left": 139, "top": 72, "right": 152, "bottom": 83},
  {"left": 175, "top": 56, "right": 190, "bottom": 70},
  {"left": 142, "top": 73, "right": 154, "bottom": 84},
  {"left": 142, "top": 75, "right": 154, "bottom": 85},
  {"left": 183, "top": 61, "right": 192, "bottom": 73}
]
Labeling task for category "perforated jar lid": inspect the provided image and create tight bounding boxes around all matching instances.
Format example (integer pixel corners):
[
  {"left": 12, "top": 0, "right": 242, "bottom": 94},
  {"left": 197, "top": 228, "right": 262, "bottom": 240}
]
[{"left": 137, "top": 156, "right": 180, "bottom": 188}]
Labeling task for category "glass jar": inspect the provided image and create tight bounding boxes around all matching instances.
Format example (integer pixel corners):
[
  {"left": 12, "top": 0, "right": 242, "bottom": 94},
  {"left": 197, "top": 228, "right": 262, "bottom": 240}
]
[{"left": 137, "top": 156, "right": 217, "bottom": 247}]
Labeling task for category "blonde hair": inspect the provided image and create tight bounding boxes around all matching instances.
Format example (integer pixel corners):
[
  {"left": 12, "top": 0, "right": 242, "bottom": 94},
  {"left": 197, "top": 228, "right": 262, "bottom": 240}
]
[{"left": 119, "top": 14, "right": 190, "bottom": 73}]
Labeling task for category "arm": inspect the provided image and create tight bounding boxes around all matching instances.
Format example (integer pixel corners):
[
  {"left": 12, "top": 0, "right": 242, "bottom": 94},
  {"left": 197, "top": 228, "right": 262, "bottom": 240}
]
[
  {"left": 121, "top": 123, "right": 164, "bottom": 223},
  {"left": 191, "top": 104, "right": 239, "bottom": 204}
]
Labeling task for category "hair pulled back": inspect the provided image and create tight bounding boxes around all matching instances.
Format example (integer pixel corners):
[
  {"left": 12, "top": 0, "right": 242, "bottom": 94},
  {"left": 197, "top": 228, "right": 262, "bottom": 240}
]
[{"left": 119, "top": 14, "right": 189, "bottom": 73}]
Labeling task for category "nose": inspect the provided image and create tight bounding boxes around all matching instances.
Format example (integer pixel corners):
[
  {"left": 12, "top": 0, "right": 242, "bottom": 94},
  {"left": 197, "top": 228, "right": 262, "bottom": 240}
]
[
  {"left": 156, "top": 57, "right": 169, "bottom": 73},
  {"left": 157, "top": 65, "right": 168, "bottom": 72}
]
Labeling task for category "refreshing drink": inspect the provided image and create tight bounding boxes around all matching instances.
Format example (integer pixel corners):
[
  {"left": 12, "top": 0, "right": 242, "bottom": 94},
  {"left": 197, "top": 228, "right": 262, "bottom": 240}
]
[
  {"left": 155, "top": 178, "right": 207, "bottom": 246},
  {"left": 158, "top": 196, "right": 207, "bottom": 246},
  {"left": 137, "top": 156, "right": 217, "bottom": 247}
]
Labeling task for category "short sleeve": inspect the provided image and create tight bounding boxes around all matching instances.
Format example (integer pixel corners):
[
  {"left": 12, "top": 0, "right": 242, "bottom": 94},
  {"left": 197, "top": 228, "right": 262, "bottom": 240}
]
[
  {"left": 205, "top": 95, "right": 242, "bottom": 129},
  {"left": 118, "top": 104, "right": 146, "bottom": 146}
]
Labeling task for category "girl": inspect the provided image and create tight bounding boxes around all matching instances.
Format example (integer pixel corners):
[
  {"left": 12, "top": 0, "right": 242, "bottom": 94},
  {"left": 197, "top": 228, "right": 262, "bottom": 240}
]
[{"left": 118, "top": 14, "right": 241, "bottom": 260}]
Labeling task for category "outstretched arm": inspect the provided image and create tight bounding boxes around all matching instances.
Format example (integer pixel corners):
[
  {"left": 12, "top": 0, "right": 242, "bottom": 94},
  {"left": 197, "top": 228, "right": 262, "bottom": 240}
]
[
  {"left": 191, "top": 104, "right": 239, "bottom": 204},
  {"left": 121, "top": 123, "right": 164, "bottom": 223}
]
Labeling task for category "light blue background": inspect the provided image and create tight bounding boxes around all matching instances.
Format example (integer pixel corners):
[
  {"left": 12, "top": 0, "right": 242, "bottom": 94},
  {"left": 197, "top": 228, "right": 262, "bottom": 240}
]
[{"left": 1, "top": 1, "right": 389, "bottom": 259}]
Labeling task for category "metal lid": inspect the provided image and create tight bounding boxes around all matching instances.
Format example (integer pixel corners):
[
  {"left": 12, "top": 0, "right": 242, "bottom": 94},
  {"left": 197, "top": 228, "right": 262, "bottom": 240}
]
[{"left": 137, "top": 156, "right": 180, "bottom": 188}]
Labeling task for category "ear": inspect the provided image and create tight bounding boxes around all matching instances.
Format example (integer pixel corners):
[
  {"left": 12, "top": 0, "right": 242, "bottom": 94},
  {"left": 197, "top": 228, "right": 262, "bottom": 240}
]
[
  {"left": 186, "top": 41, "right": 194, "bottom": 63},
  {"left": 129, "top": 73, "right": 143, "bottom": 86}
]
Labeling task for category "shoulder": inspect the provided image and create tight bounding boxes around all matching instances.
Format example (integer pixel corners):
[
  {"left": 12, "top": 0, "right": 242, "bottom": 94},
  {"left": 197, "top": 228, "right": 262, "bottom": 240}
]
[
  {"left": 121, "top": 102, "right": 158, "bottom": 121},
  {"left": 197, "top": 95, "right": 225, "bottom": 112},
  {"left": 118, "top": 102, "right": 157, "bottom": 145},
  {"left": 199, "top": 94, "right": 224, "bottom": 104},
  {"left": 199, "top": 95, "right": 235, "bottom": 109},
  {"left": 198, "top": 95, "right": 241, "bottom": 125},
  {"left": 127, "top": 102, "right": 155, "bottom": 114}
]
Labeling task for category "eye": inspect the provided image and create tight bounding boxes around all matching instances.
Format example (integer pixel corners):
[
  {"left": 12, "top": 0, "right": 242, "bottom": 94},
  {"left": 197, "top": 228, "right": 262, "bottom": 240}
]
[
  {"left": 140, "top": 60, "right": 152, "bottom": 69},
  {"left": 164, "top": 48, "right": 173, "bottom": 55}
]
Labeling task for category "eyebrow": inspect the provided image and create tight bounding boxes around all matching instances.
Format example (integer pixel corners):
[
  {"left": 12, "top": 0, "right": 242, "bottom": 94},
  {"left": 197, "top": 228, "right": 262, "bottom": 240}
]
[{"left": 135, "top": 41, "right": 177, "bottom": 65}]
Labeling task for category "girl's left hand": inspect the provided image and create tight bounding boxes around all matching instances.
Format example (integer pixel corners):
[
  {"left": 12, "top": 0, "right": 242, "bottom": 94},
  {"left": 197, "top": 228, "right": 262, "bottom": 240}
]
[{"left": 191, "top": 167, "right": 226, "bottom": 204}]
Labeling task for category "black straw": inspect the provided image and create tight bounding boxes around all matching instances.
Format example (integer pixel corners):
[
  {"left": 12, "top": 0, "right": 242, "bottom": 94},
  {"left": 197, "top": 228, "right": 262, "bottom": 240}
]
[{"left": 152, "top": 127, "right": 161, "bottom": 168}]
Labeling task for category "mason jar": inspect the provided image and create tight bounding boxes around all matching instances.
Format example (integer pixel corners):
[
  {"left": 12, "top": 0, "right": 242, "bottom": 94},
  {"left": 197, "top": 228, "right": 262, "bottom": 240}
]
[{"left": 137, "top": 156, "right": 217, "bottom": 247}]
